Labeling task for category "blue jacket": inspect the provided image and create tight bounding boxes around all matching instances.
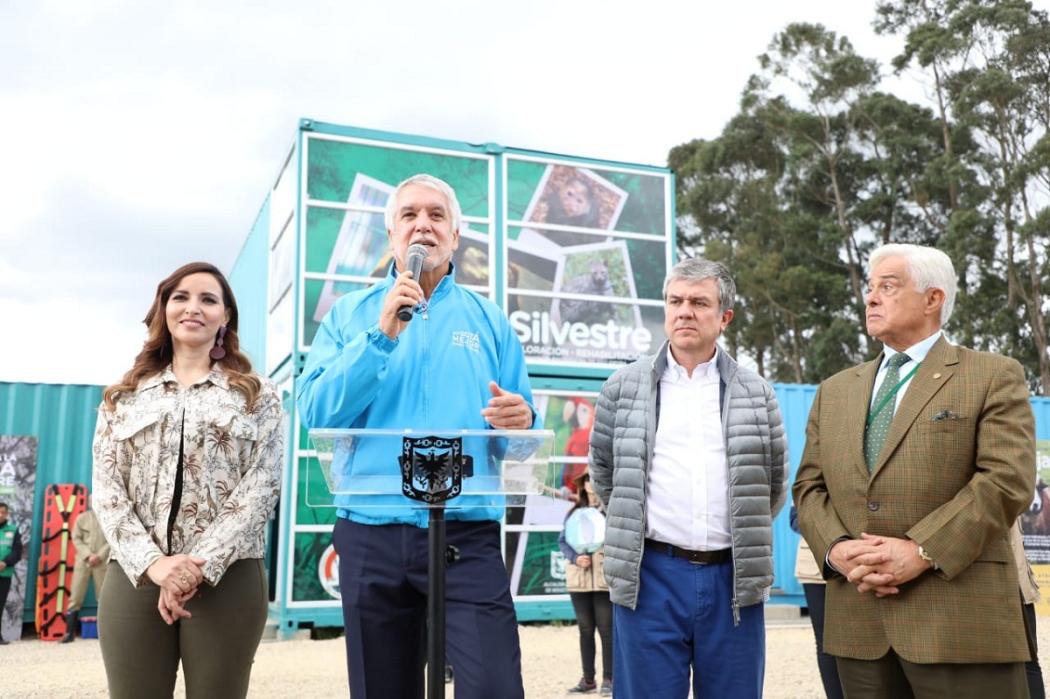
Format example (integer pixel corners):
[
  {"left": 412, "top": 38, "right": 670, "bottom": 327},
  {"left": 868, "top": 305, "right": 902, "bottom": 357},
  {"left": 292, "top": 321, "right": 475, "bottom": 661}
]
[{"left": 297, "top": 266, "right": 539, "bottom": 526}]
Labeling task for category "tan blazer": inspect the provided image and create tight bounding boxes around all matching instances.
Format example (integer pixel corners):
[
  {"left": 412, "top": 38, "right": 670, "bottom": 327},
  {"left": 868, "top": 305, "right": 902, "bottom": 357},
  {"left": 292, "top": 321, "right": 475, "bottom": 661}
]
[{"left": 793, "top": 337, "right": 1035, "bottom": 663}]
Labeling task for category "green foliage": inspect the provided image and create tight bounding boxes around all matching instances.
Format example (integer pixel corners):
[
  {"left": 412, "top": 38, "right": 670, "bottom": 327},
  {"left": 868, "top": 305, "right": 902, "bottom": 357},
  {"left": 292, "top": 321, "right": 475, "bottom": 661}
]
[{"left": 672, "top": 1, "right": 1050, "bottom": 392}]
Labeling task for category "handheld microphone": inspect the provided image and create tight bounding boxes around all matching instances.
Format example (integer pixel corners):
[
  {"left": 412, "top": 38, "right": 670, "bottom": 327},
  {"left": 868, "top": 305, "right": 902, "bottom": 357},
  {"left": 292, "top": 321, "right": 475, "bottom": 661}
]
[{"left": 397, "top": 243, "right": 429, "bottom": 322}]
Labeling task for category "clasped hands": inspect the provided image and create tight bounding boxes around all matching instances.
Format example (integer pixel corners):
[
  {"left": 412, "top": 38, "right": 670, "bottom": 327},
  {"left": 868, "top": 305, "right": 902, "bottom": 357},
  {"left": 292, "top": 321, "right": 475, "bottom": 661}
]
[
  {"left": 828, "top": 533, "right": 933, "bottom": 597},
  {"left": 147, "top": 554, "right": 207, "bottom": 625}
]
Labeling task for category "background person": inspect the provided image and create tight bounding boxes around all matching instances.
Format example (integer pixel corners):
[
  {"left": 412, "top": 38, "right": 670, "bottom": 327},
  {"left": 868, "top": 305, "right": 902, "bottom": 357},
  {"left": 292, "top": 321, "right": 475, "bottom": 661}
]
[
  {"left": 558, "top": 471, "right": 613, "bottom": 695},
  {"left": 790, "top": 505, "right": 845, "bottom": 699},
  {"left": 93, "top": 261, "right": 284, "bottom": 698},
  {"left": 1012, "top": 520, "right": 1045, "bottom": 699},
  {"left": 0, "top": 502, "right": 23, "bottom": 645},
  {"left": 62, "top": 496, "right": 110, "bottom": 643}
]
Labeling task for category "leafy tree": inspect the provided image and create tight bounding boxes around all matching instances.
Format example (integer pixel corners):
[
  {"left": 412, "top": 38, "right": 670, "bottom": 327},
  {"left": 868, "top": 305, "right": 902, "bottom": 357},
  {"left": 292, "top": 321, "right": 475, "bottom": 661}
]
[
  {"left": 879, "top": 0, "right": 1050, "bottom": 391},
  {"left": 672, "top": 4, "right": 1050, "bottom": 392}
]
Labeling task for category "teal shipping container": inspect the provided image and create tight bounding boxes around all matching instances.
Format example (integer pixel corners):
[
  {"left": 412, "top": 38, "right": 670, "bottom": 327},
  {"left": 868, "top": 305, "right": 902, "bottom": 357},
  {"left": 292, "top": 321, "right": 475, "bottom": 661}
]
[{"left": 0, "top": 382, "right": 104, "bottom": 628}]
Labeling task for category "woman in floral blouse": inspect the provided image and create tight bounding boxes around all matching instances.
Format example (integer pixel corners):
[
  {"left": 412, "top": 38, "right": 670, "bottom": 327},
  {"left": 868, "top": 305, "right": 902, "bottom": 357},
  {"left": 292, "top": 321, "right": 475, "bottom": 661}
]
[{"left": 92, "top": 261, "right": 284, "bottom": 698}]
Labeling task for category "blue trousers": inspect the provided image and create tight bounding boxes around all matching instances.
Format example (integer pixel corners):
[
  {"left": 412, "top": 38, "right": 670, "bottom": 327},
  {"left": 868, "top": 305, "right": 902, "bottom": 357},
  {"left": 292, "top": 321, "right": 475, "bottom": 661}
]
[
  {"left": 613, "top": 548, "right": 764, "bottom": 699},
  {"left": 333, "top": 517, "right": 524, "bottom": 699}
]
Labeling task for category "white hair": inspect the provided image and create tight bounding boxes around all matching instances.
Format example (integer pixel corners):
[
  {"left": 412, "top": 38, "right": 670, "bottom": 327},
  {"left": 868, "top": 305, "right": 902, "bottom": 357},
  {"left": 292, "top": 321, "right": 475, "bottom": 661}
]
[
  {"left": 384, "top": 173, "right": 462, "bottom": 232},
  {"left": 868, "top": 243, "right": 958, "bottom": 325}
]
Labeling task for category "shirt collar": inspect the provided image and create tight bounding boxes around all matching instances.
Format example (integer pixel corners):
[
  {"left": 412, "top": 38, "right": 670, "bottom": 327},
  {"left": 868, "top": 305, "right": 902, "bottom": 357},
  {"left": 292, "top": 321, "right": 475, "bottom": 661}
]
[
  {"left": 882, "top": 330, "right": 942, "bottom": 369},
  {"left": 664, "top": 345, "right": 719, "bottom": 381},
  {"left": 140, "top": 364, "right": 229, "bottom": 391},
  {"left": 205, "top": 365, "right": 230, "bottom": 389}
]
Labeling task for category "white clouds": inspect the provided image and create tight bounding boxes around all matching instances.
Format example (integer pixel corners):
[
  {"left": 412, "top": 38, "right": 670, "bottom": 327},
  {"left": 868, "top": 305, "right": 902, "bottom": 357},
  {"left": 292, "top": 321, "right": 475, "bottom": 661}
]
[
  {"left": 0, "top": 295, "right": 144, "bottom": 385},
  {"left": 1, "top": 0, "right": 916, "bottom": 384},
  {"left": 0, "top": 259, "right": 34, "bottom": 296}
]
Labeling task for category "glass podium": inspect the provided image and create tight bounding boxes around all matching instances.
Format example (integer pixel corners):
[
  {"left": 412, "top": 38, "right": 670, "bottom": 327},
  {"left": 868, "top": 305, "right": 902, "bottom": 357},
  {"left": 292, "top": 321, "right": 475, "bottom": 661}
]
[{"left": 308, "top": 428, "right": 557, "bottom": 697}]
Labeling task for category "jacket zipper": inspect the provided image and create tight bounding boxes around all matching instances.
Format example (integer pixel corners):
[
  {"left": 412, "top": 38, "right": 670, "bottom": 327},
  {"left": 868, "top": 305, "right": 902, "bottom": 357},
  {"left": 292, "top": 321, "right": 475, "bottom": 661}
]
[
  {"left": 421, "top": 300, "right": 430, "bottom": 425},
  {"left": 634, "top": 358, "right": 659, "bottom": 610},
  {"left": 417, "top": 300, "right": 432, "bottom": 529},
  {"left": 721, "top": 366, "right": 741, "bottom": 626}
]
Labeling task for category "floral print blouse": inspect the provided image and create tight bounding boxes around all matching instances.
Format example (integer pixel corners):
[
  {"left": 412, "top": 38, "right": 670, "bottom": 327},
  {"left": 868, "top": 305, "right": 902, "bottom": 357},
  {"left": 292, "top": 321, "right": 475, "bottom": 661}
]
[{"left": 92, "top": 365, "right": 285, "bottom": 587}]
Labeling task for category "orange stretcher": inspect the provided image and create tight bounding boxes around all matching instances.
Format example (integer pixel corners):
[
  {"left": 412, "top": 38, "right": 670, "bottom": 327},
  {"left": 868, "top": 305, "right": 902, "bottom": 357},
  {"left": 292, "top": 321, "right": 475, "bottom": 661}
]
[{"left": 35, "top": 484, "right": 87, "bottom": 641}]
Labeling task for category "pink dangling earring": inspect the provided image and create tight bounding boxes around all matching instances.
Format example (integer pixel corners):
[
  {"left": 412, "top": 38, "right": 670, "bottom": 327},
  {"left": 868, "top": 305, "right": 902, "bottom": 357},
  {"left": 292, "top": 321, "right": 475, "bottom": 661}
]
[{"left": 210, "top": 325, "right": 227, "bottom": 360}]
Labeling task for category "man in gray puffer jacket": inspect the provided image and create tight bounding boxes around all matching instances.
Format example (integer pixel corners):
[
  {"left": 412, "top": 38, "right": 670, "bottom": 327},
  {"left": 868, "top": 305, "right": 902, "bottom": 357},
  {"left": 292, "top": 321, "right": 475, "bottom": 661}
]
[{"left": 589, "top": 257, "right": 786, "bottom": 699}]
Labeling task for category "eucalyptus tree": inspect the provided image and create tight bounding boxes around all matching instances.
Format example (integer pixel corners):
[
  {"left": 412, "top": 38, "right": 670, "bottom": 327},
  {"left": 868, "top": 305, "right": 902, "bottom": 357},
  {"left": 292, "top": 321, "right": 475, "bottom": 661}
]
[{"left": 878, "top": 0, "right": 1050, "bottom": 392}]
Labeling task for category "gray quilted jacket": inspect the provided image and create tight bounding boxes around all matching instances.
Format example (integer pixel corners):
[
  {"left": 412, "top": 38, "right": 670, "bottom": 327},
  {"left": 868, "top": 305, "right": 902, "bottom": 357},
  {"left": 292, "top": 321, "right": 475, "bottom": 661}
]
[{"left": 588, "top": 342, "right": 787, "bottom": 621}]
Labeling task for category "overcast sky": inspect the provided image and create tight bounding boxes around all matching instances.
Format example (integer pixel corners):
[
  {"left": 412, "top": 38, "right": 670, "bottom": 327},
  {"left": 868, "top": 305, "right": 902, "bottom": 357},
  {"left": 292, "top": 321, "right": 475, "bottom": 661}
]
[{"left": 1, "top": 0, "right": 942, "bottom": 385}]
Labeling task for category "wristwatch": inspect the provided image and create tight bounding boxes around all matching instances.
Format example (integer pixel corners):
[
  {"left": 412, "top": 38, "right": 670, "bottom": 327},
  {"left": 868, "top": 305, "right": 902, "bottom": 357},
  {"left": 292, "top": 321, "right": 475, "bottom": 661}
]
[{"left": 917, "top": 545, "right": 938, "bottom": 570}]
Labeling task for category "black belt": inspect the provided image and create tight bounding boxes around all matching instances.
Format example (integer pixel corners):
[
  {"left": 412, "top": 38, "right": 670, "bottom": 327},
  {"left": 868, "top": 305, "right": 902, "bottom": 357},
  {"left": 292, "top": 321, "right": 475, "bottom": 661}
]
[{"left": 645, "top": 539, "right": 731, "bottom": 565}]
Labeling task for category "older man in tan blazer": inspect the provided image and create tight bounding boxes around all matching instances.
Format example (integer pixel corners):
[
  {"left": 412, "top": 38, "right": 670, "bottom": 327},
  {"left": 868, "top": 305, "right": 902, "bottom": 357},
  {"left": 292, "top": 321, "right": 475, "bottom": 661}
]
[{"left": 793, "top": 243, "right": 1035, "bottom": 698}]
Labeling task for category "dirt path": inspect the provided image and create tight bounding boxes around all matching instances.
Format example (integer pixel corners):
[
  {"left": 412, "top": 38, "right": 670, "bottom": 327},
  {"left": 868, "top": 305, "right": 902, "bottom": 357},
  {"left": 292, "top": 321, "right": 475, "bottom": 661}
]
[{"left": 2, "top": 620, "right": 1046, "bottom": 697}]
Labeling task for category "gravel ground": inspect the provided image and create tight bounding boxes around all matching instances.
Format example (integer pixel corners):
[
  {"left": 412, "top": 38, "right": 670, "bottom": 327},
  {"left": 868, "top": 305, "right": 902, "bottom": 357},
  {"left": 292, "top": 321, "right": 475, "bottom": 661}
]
[{"left": 1, "top": 617, "right": 1046, "bottom": 697}]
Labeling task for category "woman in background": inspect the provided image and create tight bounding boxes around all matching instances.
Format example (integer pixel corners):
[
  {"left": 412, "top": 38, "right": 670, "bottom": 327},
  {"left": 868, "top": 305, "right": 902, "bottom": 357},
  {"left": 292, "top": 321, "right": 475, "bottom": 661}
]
[
  {"left": 93, "top": 261, "right": 284, "bottom": 698},
  {"left": 559, "top": 471, "right": 613, "bottom": 695},
  {"left": 1013, "top": 520, "right": 1045, "bottom": 699},
  {"left": 791, "top": 506, "right": 843, "bottom": 699}
]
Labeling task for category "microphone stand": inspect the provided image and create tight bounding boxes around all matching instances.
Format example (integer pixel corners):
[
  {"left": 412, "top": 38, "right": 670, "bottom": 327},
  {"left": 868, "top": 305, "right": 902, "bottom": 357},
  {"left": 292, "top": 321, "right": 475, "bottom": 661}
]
[
  {"left": 427, "top": 501, "right": 447, "bottom": 698},
  {"left": 399, "top": 435, "right": 463, "bottom": 699}
]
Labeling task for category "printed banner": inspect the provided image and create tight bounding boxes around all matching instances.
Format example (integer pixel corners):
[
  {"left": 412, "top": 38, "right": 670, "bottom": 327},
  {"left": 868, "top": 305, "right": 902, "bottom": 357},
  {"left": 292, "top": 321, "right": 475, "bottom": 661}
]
[
  {"left": 0, "top": 436, "right": 36, "bottom": 642},
  {"left": 534, "top": 391, "right": 598, "bottom": 499},
  {"left": 1035, "top": 564, "right": 1050, "bottom": 617},
  {"left": 505, "top": 158, "right": 671, "bottom": 366},
  {"left": 500, "top": 390, "right": 597, "bottom": 599},
  {"left": 267, "top": 144, "right": 296, "bottom": 374},
  {"left": 293, "top": 531, "right": 338, "bottom": 603},
  {"left": 296, "top": 455, "right": 338, "bottom": 527},
  {"left": 1022, "top": 441, "right": 1050, "bottom": 564},
  {"left": 506, "top": 530, "right": 567, "bottom": 597}
]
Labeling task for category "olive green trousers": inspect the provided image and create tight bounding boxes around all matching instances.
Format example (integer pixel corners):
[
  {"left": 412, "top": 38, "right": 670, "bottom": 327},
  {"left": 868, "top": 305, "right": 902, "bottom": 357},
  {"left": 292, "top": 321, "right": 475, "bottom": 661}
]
[{"left": 98, "top": 559, "right": 268, "bottom": 698}]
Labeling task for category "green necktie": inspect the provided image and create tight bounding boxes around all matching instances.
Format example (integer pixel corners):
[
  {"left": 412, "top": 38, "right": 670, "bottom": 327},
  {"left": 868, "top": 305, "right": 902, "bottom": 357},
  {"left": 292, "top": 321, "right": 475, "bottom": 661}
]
[{"left": 865, "top": 353, "right": 910, "bottom": 472}]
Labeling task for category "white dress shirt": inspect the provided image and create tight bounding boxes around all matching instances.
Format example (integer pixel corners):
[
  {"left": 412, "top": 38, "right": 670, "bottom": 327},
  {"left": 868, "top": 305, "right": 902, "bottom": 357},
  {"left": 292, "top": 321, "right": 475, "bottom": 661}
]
[
  {"left": 646, "top": 347, "right": 730, "bottom": 551},
  {"left": 871, "top": 330, "right": 943, "bottom": 413}
]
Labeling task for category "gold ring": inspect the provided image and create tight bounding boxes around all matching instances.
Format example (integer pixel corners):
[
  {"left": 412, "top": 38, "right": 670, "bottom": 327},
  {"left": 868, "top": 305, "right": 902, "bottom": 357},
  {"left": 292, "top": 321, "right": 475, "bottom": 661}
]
[{"left": 180, "top": 574, "right": 188, "bottom": 584}]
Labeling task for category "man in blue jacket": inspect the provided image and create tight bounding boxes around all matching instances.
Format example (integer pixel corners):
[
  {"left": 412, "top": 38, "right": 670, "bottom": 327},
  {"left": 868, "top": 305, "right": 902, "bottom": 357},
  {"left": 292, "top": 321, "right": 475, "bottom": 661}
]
[{"left": 298, "top": 173, "right": 537, "bottom": 698}]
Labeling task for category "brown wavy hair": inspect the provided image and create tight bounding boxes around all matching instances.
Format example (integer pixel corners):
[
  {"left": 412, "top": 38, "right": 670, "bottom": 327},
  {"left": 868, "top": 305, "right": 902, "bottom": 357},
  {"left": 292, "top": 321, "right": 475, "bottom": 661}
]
[
  {"left": 567, "top": 471, "right": 593, "bottom": 516},
  {"left": 103, "top": 262, "right": 262, "bottom": 411}
]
